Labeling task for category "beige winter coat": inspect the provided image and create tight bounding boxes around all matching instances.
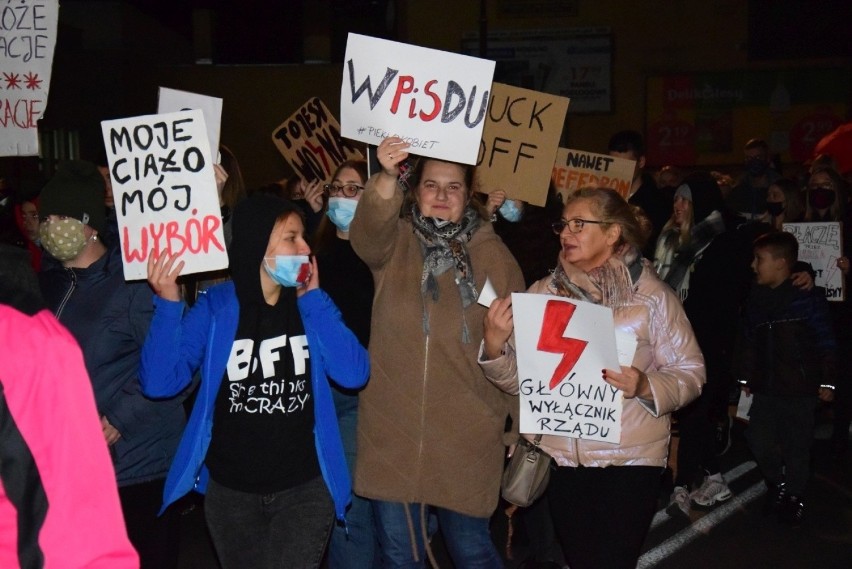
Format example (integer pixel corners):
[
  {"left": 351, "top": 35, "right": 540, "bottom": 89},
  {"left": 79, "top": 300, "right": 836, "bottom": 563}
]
[
  {"left": 349, "top": 180, "right": 525, "bottom": 518},
  {"left": 479, "top": 262, "right": 705, "bottom": 468}
]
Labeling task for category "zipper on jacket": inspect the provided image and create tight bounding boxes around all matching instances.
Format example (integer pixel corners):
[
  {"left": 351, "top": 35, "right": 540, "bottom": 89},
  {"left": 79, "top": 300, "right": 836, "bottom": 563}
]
[
  {"left": 417, "top": 335, "right": 429, "bottom": 474},
  {"left": 55, "top": 268, "right": 77, "bottom": 319}
]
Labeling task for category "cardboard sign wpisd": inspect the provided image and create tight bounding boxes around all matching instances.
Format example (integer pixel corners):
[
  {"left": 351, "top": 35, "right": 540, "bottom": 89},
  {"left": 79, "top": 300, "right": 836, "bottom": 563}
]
[
  {"left": 551, "top": 148, "right": 635, "bottom": 202},
  {"left": 0, "top": 0, "right": 59, "bottom": 156},
  {"left": 512, "top": 292, "right": 622, "bottom": 444},
  {"left": 157, "top": 87, "right": 223, "bottom": 164},
  {"left": 272, "top": 97, "right": 364, "bottom": 183},
  {"left": 476, "top": 83, "right": 569, "bottom": 207},
  {"left": 340, "top": 33, "right": 495, "bottom": 165},
  {"left": 783, "top": 222, "right": 845, "bottom": 301},
  {"left": 100, "top": 109, "right": 228, "bottom": 281}
]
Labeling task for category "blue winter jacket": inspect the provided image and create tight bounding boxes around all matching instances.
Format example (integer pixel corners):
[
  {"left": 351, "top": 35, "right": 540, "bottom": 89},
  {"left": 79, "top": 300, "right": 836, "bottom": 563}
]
[
  {"left": 139, "top": 282, "right": 370, "bottom": 520},
  {"left": 39, "top": 245, "right": 186, "bottom": 486}
]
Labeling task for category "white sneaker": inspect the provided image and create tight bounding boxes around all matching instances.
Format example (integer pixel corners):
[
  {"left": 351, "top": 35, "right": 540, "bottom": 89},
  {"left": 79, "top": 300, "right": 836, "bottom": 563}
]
[
  {"left": 691, "top": 475, "right": 732, "bottom": 508},
  {"left": 666, "top": 485, "right": 691, "bottom": 518}
]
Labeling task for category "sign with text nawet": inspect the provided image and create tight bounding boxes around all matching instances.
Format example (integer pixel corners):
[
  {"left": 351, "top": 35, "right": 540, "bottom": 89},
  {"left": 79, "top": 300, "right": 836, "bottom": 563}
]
[
  {"left": 101, "top": 109, "right": 228, "bottom": 281},
  {"left": 0, "top": 0, "right": 58, "bottom": 156},
  {"left": 512, "top": 293, "right": 622, "bottom": 444},
  {"left": 271, "top": 97, "right": 363, "bottom": 183},
  {"left": 340, "top": 33, "right": 495, "bottom": 165},
  {"left": 476, "top": 83, "right": 569, "bottom": 207},
  {"left": 551, "top": 148, "right": 635, "bottom": 201}
]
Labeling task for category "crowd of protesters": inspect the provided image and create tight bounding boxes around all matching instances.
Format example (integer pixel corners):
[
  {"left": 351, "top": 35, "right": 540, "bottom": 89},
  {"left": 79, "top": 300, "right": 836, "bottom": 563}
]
[{"left": 0, "top": 123, "right": 849, "bottom": 569}]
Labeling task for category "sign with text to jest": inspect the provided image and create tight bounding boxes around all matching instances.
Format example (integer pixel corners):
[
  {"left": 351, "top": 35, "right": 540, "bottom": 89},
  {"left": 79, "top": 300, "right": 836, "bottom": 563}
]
[
  {"left": 272, "top": 97, "right": 363, "bottom": 183},
  {"left": 101, "top": 109, "right": 228, "bottom": 280},
  {"left": 476, "top": 83, "right": 569, "bottom": 207},
  {"left": 512, "top": 293, "right": 622, "bottom": 444},
  {"left": 340, "top": 33, "right": 495, "bottom": 165},
  {"left": 0, "top": 0, "right": 58, "bottom": 156},
  {"left": 551, "top": 148, "right": 635, "bottom": 202}
]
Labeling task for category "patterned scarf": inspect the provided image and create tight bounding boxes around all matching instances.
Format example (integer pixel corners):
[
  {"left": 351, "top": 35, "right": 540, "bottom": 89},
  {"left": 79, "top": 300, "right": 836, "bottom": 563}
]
[
  {"left": 410, "top": 204, "right": 481, "bottom": 341},
  {"left": 654, "top": 209, "right": 725, "bottom": 301},
  {"left": 551, "top": 244, "right": 644, "bottom": 308}
]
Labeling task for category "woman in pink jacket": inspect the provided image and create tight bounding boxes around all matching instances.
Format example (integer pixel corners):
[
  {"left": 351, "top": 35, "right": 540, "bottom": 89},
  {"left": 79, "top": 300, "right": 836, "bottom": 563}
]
[{"left": 479, "top": 188, "right": 705, "bottom": 569}]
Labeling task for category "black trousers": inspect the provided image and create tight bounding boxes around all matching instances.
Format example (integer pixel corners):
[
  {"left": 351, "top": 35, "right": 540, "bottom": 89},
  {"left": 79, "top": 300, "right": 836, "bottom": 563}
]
[
  {"left": 548, "top": 465, "right": 662, "bottom": 569},
  {"left": 119, "top": 478, "right": 179, "bottom": 569}
]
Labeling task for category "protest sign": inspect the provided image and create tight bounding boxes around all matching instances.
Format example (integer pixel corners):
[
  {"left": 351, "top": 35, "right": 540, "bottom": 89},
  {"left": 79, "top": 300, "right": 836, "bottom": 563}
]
[
  {"left": 783, "top": 221, "right": 845, "bottom": 301},
  {"left": 101, "top": 109, "right": 228, "bottom": 281},
  {"left": 551, "top": 148, "right": 635, "bottom": 202},
  {"left": 271, "top": 97, "right": 363, "bottom": 183},
  {"left": 157, "top": 87, "right": 223, "bottom": 163},
  {"left": 340, "top": 33, "right": 495, "bottom": 165},
  {"left": 476, "top": 83, "right": 569, "bottom": 207},
  {"left": 0, "top": 0, "right": 58, "bottom": 156},
  {"left": 512, "top": 292, "right": 622, "bottom": 444}
]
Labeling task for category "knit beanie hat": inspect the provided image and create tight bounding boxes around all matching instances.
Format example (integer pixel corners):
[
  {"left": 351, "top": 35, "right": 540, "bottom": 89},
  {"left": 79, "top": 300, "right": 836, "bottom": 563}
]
[
  {"left": 39, "top": 160, "right": 106, "bottom": 235},
  {"left": 681, "top": 171, "right": 723, "bottom": 223}
]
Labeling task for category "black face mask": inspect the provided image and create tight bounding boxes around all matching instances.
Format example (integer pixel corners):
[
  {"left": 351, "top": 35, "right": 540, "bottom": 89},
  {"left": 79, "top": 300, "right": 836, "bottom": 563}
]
[
  {"left": 765, "top": 201, "right": 785, "bottom": 217},
  {"left": 745, "top": 157, "right": 769, "bottom": 177},
  {"left": 809, "top": 188, "right": 836, "bottom": 210}
]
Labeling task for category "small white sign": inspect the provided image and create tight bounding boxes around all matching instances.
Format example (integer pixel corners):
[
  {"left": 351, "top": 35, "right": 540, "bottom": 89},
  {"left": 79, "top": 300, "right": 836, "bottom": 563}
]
[
  {"left": 782, "top": 222, "right": 845, "bottom": 301},
  {"left": 477, "top": 276, "right": 498, "bottom": 308},
  {"left": 340, "top": 33, "right": 496, "bottom": 165},
  {"left": 513, "top": 293, "right": 622, "bottom": 444},
  {"left": 101, "top": 109, "right": 228, "bottom": 280},
  {"left": 157, "top": 87, "right": 223, "bottom": 163}
]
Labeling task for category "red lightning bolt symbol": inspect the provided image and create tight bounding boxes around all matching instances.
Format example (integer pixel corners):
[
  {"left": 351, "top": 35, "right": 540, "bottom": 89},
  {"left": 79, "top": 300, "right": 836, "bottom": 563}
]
[{"left": 537, "top": 300, "right": 588, "bottom": 390}]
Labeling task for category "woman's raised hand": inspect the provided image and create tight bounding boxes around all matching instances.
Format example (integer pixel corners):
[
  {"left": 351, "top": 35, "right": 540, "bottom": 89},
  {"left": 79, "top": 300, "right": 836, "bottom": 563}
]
[
  {"left": 303, "top": 179, "right": 325, "bottom": 213},
  {"left": 483, "top": 296, "right": 515, "bottom": 360},
  {"left": 297, "top": 256, "right": 320, "bottom": 298},
  {"left": 377, "top": 136, "right": 411, "bottom": 177},
  {"left": 603, "top": 366, "right": 652, "bottom": 399},
  {"left": 147, "top": 250, "right": 184, "bottom": 302}
]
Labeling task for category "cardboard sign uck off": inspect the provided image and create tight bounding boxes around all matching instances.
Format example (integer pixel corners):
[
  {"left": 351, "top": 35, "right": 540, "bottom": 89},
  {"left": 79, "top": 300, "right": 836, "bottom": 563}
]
[{"left": 512, "top": 292, "right": 622, "bottom": 444}]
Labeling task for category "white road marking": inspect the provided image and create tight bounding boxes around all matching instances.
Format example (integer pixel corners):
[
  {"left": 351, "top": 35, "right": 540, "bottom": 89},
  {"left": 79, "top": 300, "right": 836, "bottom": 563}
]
[
  {"left": 649, "top": 461, "right": 757, "bottom": 531},
  {"left": 638, "top": 481, "right": 766, "bottom": 568}
]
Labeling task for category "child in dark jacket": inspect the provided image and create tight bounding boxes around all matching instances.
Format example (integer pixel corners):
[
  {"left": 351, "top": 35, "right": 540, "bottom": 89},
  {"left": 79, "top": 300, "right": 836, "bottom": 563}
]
[{"left": 738, "top": 231, "right": 837, "bottom": 526}]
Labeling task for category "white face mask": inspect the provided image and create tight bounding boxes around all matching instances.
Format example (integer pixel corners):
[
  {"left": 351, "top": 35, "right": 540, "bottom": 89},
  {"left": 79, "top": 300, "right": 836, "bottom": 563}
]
[
  {"left": 326, "top": 197, "right": 359, "bottom": 232},
  {"left": 39, "top": 217, "right": 89, "bottom": 261}
]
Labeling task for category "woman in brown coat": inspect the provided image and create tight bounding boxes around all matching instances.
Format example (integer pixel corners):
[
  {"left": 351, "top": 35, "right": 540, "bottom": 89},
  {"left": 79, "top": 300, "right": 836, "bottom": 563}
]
[{"left": 349, "top": 137, "right": 524, "bottom": 568}]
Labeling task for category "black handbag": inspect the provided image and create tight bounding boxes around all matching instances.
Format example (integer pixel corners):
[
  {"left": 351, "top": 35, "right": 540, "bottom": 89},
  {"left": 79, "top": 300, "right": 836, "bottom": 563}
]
[{"left": 501, "top": 434, "right": 552, "bottom": 507}]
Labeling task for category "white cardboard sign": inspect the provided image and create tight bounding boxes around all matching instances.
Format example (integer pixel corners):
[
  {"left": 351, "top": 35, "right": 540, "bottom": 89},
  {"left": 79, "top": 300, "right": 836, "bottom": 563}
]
[
  {"left": 340, "top": 33, "right": 495, "bottom": 165},
  {"left": 783, "top": 222, "right": 845, "bottom": 301},
  {"left": 100, "top": 109, "right": 228, "bottom": 280},
  {"left": 513, "top": 293, "right": 622, "bottom": 444},
  {"left": 0, "top": 0, "right": 59, "bottom": 156},
  {"left": 157, "top": 87, "right": 223, "bottom": 163}
]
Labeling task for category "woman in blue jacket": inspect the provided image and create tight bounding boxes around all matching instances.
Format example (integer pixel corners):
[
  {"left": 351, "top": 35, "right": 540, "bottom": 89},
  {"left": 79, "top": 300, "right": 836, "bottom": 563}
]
[{"left": 140, "top": 194, "right": 370, "bottom": 569}]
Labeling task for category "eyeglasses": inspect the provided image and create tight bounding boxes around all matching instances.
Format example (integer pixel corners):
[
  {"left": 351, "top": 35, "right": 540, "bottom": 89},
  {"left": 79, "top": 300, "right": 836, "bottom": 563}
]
[
  {"left": 323, "top": 183, "right": 364, "bottom": 198},
  {"left": 808, "top": 185, "right": 834, "bottom": 192},
  {"left": 22, "top": 213, "right": 39, "bottom": 221},
  {"left": 551, "top": 218, "right": 609, "bottom": 235}
]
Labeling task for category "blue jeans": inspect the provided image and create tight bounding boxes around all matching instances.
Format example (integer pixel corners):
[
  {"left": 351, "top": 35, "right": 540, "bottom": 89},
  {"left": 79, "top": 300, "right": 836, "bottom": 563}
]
[
  {"left": 204, "top": 475, "right": 333, "bottom": 569},
  {"left": 372, "top": 500, "right": 503, "bottom": 569},
  {"left": 328, "top": 390, "right": 380, "bottom": 568}
]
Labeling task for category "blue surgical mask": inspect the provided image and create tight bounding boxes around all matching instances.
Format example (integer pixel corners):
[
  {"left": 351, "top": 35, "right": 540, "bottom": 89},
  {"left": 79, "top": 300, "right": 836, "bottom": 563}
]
[
  {"left": 263, "top": 255, "right": 311, "bottom": 287},
  {"left": 326, "top": 197, "right": 358, "bottom": 232},
  {"left": 499, "top": 199, "right": 524, "bottom": 223}
]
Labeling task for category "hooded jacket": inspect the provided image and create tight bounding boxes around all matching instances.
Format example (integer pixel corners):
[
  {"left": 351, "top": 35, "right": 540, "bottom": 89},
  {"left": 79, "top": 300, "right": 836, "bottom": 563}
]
[
  {"left": 139, "top": 194, "right": 370, "bottom": 520},
  {"left": 349, "top": 179, "right": 525, "bottom": 518},
  {"left": 479, "top": 262, "right": 705, "bottom": 468},
  {"left": 38, "top": 244, "right": 186, "bottom": 486}
]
